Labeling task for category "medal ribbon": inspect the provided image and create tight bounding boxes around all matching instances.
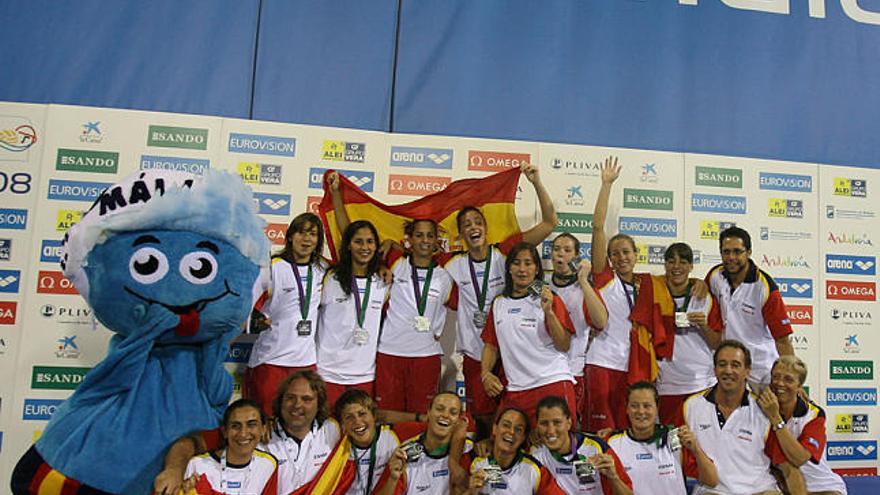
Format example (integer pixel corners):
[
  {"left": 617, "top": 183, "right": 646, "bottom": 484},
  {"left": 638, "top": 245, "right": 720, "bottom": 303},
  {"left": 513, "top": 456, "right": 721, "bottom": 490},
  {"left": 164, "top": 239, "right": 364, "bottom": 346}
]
[
  {"left": 672, "top": 280, "right": 693, "bottom": 313},
  {"left": 351, "top": 276, "right": 373, "bottom": 329},
  {"left": 468, "top": 246, "right": 492, "bottom": 312},
  {"left": 411, "top": 259, "right": 435, "bottom": 317},
  {"left": 292, "top": 262, "right": 313, "bottom": 321}
]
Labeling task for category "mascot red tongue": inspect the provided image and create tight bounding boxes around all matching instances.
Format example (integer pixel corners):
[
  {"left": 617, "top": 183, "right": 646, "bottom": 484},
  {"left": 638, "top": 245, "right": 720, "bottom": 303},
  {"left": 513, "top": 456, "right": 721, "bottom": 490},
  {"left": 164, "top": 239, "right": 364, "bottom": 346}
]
[{"left": 176, "top": 309, "right": 201, "bottom": 336}]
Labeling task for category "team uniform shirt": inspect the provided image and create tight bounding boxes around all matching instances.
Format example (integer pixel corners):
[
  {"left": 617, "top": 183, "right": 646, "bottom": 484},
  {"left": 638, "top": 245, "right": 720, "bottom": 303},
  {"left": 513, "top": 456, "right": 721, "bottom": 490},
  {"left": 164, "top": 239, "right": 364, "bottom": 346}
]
[
  {"left": 378, "top": 252, "right": 455, "bottom": 357},
  {"left": 441, "top": 241, "right": 515, "bottom": 361},
  {"left": 317, "top": 272, "right": 390, "bottom": 384},
  {"left": 347, "top": 425, "right": 400, "bottom": 495},
  {"left": 784, "top": 397, "right": 847, "bottom": 494},
  {"left": 393, "top": 434, "right": 474, "bottom": 494},
  {"left": 656, "top": 294, "right": 721, "bottom": 396},
  {"left": 250, "top": 258, "right": 327, "bottom": 368},
  {"left": 586, "top": 264, "right": 637, "bottom": 371},
  {"left": 548, "top": 276, "right": 602, "bottom": 377},
  {"left": 470, "top": 453, "right": 564, "bottom": 494},
  {"left": 706, "top": 260, "right": 793, "bottom": 384},
  {"left": 607, "top": 428, "right": 687, "bottom": 495},
  {"left": 481, "top": 293, "right": 575, "bottom": 391},
  {"left": 184, "top": 449, "right": 278, "bottom": 495},
  {"left": 264, "top": 418, "right": 341, "bottom": 494},
  {"left": 683, "top": 386, "right": 785, "bottom": 495},
  {"left": 532, "top": 432, "right": 633, "bottom": 495}
]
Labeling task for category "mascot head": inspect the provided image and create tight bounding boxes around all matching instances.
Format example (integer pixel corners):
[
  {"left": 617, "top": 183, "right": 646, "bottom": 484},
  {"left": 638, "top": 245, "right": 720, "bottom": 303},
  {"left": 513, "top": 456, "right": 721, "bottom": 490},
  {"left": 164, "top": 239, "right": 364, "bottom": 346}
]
[{"left": 60, "top": 169, "right": 269, "bottom": 342}]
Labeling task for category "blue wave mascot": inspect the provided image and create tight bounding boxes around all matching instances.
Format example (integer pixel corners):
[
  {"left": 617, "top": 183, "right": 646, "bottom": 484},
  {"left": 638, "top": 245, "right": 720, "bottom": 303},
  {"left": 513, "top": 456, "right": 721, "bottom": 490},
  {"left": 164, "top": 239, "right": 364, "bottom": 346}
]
[{"left": 11, "top": 169, "right": 269, "bottom": 494}]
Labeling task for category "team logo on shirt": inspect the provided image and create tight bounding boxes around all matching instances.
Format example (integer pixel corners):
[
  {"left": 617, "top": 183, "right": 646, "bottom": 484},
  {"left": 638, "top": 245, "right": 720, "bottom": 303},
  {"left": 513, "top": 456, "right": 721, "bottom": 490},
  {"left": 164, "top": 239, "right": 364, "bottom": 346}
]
[
  {"left": 636, "top": 453, "right": 653, "bottom": 460},
  {"left": 432, "top": 469, "right": 449, "bottom": 477}
]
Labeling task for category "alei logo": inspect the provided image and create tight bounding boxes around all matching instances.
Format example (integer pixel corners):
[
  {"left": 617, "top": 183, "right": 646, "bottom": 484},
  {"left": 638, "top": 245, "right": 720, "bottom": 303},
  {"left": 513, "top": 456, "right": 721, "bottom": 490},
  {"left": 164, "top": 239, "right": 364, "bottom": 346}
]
[
  {"left": 830, "top": 360, "right": 874, "bottom": 380},
  {"left": 237, "top": 162, "right": 282, "bottom": 186},
  {"left": 31, "top": 365, "right": 91, "bottom": 390},
  {"left": 40, "top": 239, "right": 63, "bottom": 263},
  {"left": 767, "top": 198, "right": 803, "bottom": 218},
  {"left": 309, "top": 168, "right": 374, "bottom": 192},
  {"left": 140, "top": 155, "right": 210, "bottom": 175},
  {"left": 228, "top": 133, "right": 296, "bottom": 157},
  {"left": 826, "top": 388, "right": 877, "bottom": 406},
  {"left": 695, "top": 166, "right": 742, "bottom": 189},
  {"left": 835, "top": 414, "right": 869, "bottom": 434},
  {"left": 826, "top": 280, "right": 876, "bottom": 301},
  {"left": 252, "top": 192, "right": 291, "bottom": 216},
  {"left": 623, "top": 188, "right": 673, "bottom": 211},
  {"left": 0, "top": 301, "right": 16, "bottom": 324},
  {"left": 388, "top": 174, "right": 451, "bottom": 196},
  {"left": 618, "top": 217, "right": 677, "bottom": 238},
  {"left": 833, "top": 177, "right": 867, "bottom": 198},
  {"left": 56, "top": 209, "right": 83, "bottom": 232},
  {"left": 785, "top": 305, "right": 813, "bottom": 325},
  {"left": 390, "top": 146, "right": 453, "bottom": 169},
  {"left": 555, "top": 213, "right": 593, "bottom": 234},
  {"left": 321, "top": 140, "right": 365, "bottom": 163},
  {"left": 0, "top": 118, "right": 38, "bottom": 154},
  {"left": 826, "top": 441, "right": 877, "bottom": 461},
  {"left": 37, "top": 271, "right": 79, "bottom": 295},
  {"left": 825, "top": 254, "right": 876, "bottom": 276},
  {"left": 691, "top": 193, "right": 747, "bottom": 214},
  {"left": 23, "top": 399, "right": 64, "bottom": 421},
  {"left": 470, "top": 151, "right": 530, "bottom": 172},
  {"left": 0, "top": 269, "right": 21, "bottom": 293},
  {"left": 264, "top": 223, "right": 288, "bottom": 246},
  {"left": 776, "top": 278, "right": 813, "bottom": 299},
  {"left": 699, "top": 220, "right": 736, "bottom": 240},
  {"left": 56, "top": 148, "right": 119, "bottom": 174},
  {"left": 79, "top": 121, "right": 102, "bottom": 144},
  {"left": 758, "top": 172, "right": 812, "bottom": 192},
  {"left": 147, "top": 125, "right": 208, "bottom": 150},
  {"left": 0, "top": 208, "right": 28, "bottom": 230},
  {"left": 47, "top": 179, "right": 111, "bottom": 202}
]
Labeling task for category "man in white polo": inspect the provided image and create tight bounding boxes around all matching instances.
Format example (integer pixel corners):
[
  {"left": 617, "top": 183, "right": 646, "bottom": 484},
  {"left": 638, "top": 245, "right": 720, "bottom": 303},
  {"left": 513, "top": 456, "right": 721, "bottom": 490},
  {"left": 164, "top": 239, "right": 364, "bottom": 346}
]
[{"left": 683, "top": 340, "right": 803, "bottom": 495}]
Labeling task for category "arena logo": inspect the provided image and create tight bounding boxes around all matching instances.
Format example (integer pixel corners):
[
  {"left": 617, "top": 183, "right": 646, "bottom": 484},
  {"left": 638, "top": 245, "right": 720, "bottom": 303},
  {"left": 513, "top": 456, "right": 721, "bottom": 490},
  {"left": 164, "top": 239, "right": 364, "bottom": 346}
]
[
  {"left": 140, "top": 155, "right": 210, "bottom": 175},
  {"left": 321, "top": 140, "right": 365, "bottom": 163},
  {"left": 79, "top": 121, "right": 103, "bottom": 144},
  {"left": 47, "top": 179, "right": 111, "bottom": 202},
  {"left": 831, "top": 308, "right": 871, "bottom": 326},
  {"left": 56, "top": 209, "right": 83, "bottom": 232},
  {"left": 469, "top": 151, "right": 530, "bottom": 172},
  {"left": 759, "top": 254, "right": 810, "bottom": 269},
  {"left": 825, "top": 254, "right": 876, "bottom": 276},
  {"left": 237, "top": 162, "right": 282, "bottom": 186},
  {"left": 31, "top": 365, "right": 91, "bottom": 390},
  {"left": 37, "top": 270, "right": 79, "bottom": 295},
  {"left": 147, "top": 125, "right": 208, "bottom": 151},
  {"left": 826, "top": 280, "right": 876, "bottom": 301},
  {"left": 388, "top": 174, "right": 451, "bottom": 196},
  {"left": 694, "top": 166, "right": 742, "bottom": 189},
  {"left": 264, "top": 223, "right": 288, "bottom": 246},
  {"left": 826, "top": 441, "right": 877, "bottom": 462},
  {"left": 830, "top": 360, "right": 873, "bottom": 380},
  {"left": 0, "top": 208, "right": 28, "bottom": 230},
  {"left": 309, "top": 167, "right": 374, "bottom": 192},
  {"left": 389, "top": 146, "right": 453, "bottom": 169},
  {"left": 677, "top": 0, "right": 880, "bottom": 27},
  {"left": 826, "top": 388, "right": 877, "bottom": 406},
  {"left": 22, "top": 399, "right": 64, "bottom": 421},
  {"left": 785, "top": 305, "right": 813, "bottom": 325},
  {"left": 835, "top": 414, "right": 869, "bottom": 434},
  {"left": 699, "top": 220, "right": 736, "bottom": 240},
  {"left": 844, "top": 334, "right": 861, "bottom": 354},
  {"left": 0, "top": 117, "right": 38, "bottom": 155},
  {"left": 691, "top": 193, "right": 746, "bottom": 214},
  {"left": 228, "top": 133, "right": 296, "bottom": 158},
  {"left": 623, "top": 189, "right": 674, "bottom": 211},
  {"left": 758, "top": 172, "right": 812, "bottom": 193},
  {"left": 555, "top": 212, "right": 593, "bottom": 234},
  {"left": 776, "top": 278, "right": 812, "bottom": 298},
  {"left": 827, "top": 231, "right": 874, "bottom": 247},
  {"left": 0, "top": 301, "right": 16, "bottom": 325},
  {"left": 55, "top": 335, "right": 81, "bottom": 359},
  {"left": 767, "top": 198, "right": 803, "bottom": 219},
  {"left": 618, "top": 217, "right": 677, "bottom": 238},
  {"left": 0, "top": 238, "right": 10, "bottom": 260},
  {"left": 253, "top": 192, "right": 291, "bottom": 216},
  {"left": 56, "top": 148, "right": 119, "bottom": 174},
  {"left": 0, "top": 269, "right": 21, "bottom": 293},
  {"left": 40, "top": 239, "right": 63, "bottom": 263},
  {"left": 833, "top": 177, "right": 867, "bottom": 198}
]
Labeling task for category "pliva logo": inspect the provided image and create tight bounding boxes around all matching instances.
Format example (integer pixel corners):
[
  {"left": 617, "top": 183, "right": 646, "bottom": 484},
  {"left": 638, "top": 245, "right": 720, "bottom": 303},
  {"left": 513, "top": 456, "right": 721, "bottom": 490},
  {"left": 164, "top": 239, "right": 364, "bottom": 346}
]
[{"left": 677, "top": 1, "right": 880, "bottom": 26}]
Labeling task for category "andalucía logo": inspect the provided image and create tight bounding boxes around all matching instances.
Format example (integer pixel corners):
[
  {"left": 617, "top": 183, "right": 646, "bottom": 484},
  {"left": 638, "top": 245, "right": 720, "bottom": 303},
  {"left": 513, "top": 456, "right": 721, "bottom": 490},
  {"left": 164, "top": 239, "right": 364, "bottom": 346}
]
[
  {"left": 140, "top": 155, "right": 210, "bottom": 175},
  {"left": 0, "top": 118, "right": 38, "bottom": 153},
  {"left": 470, "top": 151, "right": 530, "bottom": 172},
  {"left": 825, "top": 388, "right": 877, "bottom": 406},
  {"left": 695, "top": 166, "right": 742, "bottom": 189},
  {"left": 228, "top": 133, "right": 296, "bottom": 157},
  {"left": 623, "top": 189, "right": 673, "bottom": 211},
  {"left": 759, "top": 254, "right": 810, "bottom": 269},
  {"left": 826, "top": 280, "right": 876, "bottom": 301},
  {"left": 826, "top": 441, "right": 877, "bottom": 461},
  {"left": 833, "top": 177, "right": 867, "bottom": 198},
  {"left": 22, "top": 399, "right": 64, "bottom": 421},
  {"left": 321, "top": 140, "right": 365, "bottom": 163},
  {"left": 776, "top": 278, "right": 813, "bottom": 298},
  {"left": 0, "top": 301, "right": 16, "bottom": 325},
  {"left": 767, "top": 198, "right": 803, "bottom": 219},
  {"left": 555, "top": 213, "right": 593, "bottom": 234},
  {"left": 147, "top": 125, "right": 208, "bottom": 150},
  {"left": 390, "top": 146, "right": 453, "bottom": 169},
  {"left": 0, "top": 208, "right": 28, "bottom": 230},
  {"left": 31, "top": 365, "right": 91, "bottom": 390},
  {"left": 785, "top": 305, "right": 813, "bottom": 325},
  {"left": 827, "top": 231, "right": 874, "bottom": 247},
  {"left": 253, "top": 192, "right": 291, "bottom": 216},
  {"left": 830, "top": 360, "right": 873, "bottom": 380},
  {"left": 758, "top": 172, "right": 812, "bottom": 193},
  {"left": 691, "top": 193, "right": 746, "bottom": 214},
  {"left": 0, "top": 269, "right": 21, "bottom": 293},
  {"left": 825, "top": 254, "right": 876, "bottom": 276},
  {"left": 618, "top": 217, "right": 677, "bottom": 238},
  {"left": 56, "top": 148, "right": 119, "bottom": 174},
  {"left": 47, "top": 179, "right": 111, "bottom": 202}
]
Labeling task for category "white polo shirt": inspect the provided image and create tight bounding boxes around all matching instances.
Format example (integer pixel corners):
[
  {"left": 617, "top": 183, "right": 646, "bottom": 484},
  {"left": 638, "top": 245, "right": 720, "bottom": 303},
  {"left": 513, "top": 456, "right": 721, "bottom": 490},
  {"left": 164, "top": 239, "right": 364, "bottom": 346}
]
[
  {"left": 185, "top": 449, "right": 278, "bottom": 495},
  {"left": 531, "top": 432, "right": 632, "bottom": 494},
  {"left": 706, "top": 261, "right": 793, "bottom": 384},
  {"left": 470, "top": 453, "right": 560, "bottom": 494},
  {"left": 684, "top": 386, "right": 783, "bottom": 494},
  {"left": 784, "top": 397, "right": 847, "bottom": 494},
  {"left": 393, "top": 434, "right": 474, "bottom": 495},
  {"left": 548, "top": 276, "right": 601, "bottom": 377},
  {"left": 264, "top": 418, "right": 340, "bottom": 494},
  {"left": 250, "top": 257, "right": 327, "bottom": 368},
  {"left": 378, "top": 252, "right": 454, "bottom": 357},
  {"left": 586, "top": 264, "right": 637, "bottom": 372},
  {"left": 347, "top": 426, "right": 400, "bottom": 495},
  {"left": 656, "top": 294, "right": 721, "bottom": 396},
  {"left": 607, "top": 428, "right": 687, "bottom": 495},
  {"left": 481, "top": 293, "right": 575, "bottom": 391},
  {"left": 316, "top": 272, "right": 389, "bottom": 384}
]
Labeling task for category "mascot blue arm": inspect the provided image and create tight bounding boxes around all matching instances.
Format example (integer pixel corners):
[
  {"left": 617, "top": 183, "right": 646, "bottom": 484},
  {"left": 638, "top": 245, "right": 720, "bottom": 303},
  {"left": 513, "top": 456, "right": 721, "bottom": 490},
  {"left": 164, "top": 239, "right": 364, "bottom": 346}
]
[{"left": 13, "top": 170, "right": 269, "bottom": 494}]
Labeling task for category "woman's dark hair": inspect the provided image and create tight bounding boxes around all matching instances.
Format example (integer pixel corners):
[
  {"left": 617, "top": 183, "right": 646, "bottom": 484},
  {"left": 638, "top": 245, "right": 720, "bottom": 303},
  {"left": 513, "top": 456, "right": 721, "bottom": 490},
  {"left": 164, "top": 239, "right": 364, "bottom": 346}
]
[
  {"left": 494, "top": 407, "right": 530, "bottom": 450},
  {"left": 536, "top": 395, "right": 571, "bottom": 420},
  {"left": 663, "top": 242, "right": 693, "bottom": 264},
  {"left": 607, "top": 233, "right": 637, "bottom": 256},
  {"left": 713, "top": 339, "right": 752, "bottom": 368},
  {"left": 456, "top": 206, "right": 486, "bottom": 232},
  {"left": 279, "top": 213, "right": 324, "bottom": 264},
  {"left": 334, "top": 220, "right": 381, "bottom": 295},
  {"left": 404, "top": 218, "right": 439, "bottom": 238},
  {"left": 552, "top": 233, "right": 580, "bottom": 255},
  {"left": 626, "top": 381, "right": 660, "bottom": 407},
  {"left": 220, "top": 399, "right": 266, "bottom": 448},
  {"left": 503, "top": 242, "right": 543, "bottom": 297},
  {"left": 272, "top": 369, "right": 329, "bottom": 426},
  {"left": 334, "top": 388, "right": 377, "bottom": 421},
  {"left": 719, "top": 226, "right": 752, "bottom": 251}
]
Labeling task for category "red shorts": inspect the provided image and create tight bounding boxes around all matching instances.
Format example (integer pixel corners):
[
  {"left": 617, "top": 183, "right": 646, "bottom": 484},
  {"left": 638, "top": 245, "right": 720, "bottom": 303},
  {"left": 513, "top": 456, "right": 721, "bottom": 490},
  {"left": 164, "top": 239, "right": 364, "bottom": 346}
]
[
  {"left": 244, "top": 363, "right": 316, "bottom": 416},
  {"left": 584, "top": 365, "right": 628, "bottom": 432},
  {"left": 325, "top": 381, "right": 375, "bottom": 414},
  {"left": 462, "top": 355, "right": 504, "bottom": 416},
  {"left": 573, "top": 375, "right": 586, "bottom": 430},
  {"left": 500, "top": 380, "right": 576, "bottom": 428},
  {"left": 375, "top": 353, "right": 441, "bottom": 413},
  {"left": 659, "top": 394, "right": 689, "bottom": 427}
]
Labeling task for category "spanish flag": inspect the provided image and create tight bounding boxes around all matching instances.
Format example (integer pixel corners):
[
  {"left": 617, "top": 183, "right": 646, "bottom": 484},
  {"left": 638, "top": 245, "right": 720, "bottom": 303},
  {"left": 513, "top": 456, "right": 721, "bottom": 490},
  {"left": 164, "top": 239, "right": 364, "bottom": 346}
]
[
  {"left": 627, "top": 274, "right": 674, "bottom": 384},
  {"left": 290, "top": 436, "right": 357, "bottom": 495},
  {"left": 318, "top": 168, "right": 522, "bottom": 261}
]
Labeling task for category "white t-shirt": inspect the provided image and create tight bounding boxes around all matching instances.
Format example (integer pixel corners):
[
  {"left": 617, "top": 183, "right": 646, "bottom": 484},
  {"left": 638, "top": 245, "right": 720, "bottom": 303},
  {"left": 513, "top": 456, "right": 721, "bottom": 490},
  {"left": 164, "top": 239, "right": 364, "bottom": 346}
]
[
  {"left": 784, "top": 398, "right": 848, "bottom": 494},
  {"left": 378, "top": 253, "right": 454, "bottom": 357},
  {"left": 184, "top": 449, "right": 278, "bottom": 495},
  {"left": 607, "top": 429, "right": 687, "bottom": 495},
  {"left": 396, "top": 434, "right": 474, "bottom": 495},
  {"left": 586, "top": 265, "right": 635, "bottom": 371},
  {"left": 470, "top": 453, "right": 555, "bottom": 494},
  {"left": 346, "top": 426, "right": 400, "bottom": 495},
  {"left": 531, "top": 433, "right": 628, "bottom": 494},
  {"left": 249, "top": 258, "right": 326, "bottom": 368},
  {"left": 481, "top": 293, "right": 575, "bottom": 391},
  {"left": 264, "top": 418, "right": 340, "bottom": 494},
  {"left": 656, "top": 295, "right": 719, "bottom": 396},
  {"left": 548, "top": 276, "right": 598, "bottom": 377},
  {"left": 316, "top": 271, "right": 389, "bottom": 384}
]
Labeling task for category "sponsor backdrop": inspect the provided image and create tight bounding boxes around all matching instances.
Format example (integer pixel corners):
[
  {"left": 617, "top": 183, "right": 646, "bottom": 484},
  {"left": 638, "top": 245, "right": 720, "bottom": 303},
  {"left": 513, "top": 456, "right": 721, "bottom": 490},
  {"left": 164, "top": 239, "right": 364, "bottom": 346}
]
[{"left": 0, "top": 102, "right": 877, "bottom": 483}]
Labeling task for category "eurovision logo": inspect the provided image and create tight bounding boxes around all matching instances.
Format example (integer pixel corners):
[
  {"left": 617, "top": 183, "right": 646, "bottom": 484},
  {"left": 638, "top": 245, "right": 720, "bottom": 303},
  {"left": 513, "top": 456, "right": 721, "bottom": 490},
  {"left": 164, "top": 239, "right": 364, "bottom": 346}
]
[
  {"left": 825, "top": 254, "right": 876, "bottom": 276},
  {"left": 47, "top": 179, "right": 110, "bottom": 202},
  {"left": 695, "top": 166, "right": 742, "bottom": 189},
  {"left": 390, "top": 146, "right": 453, "bottom": 169},
  {"left": 22, "top": 399, "right": 64, "bottom": 421},
  {"left": 826, "top": 280, "right": 876, "bottom": 301},
  {"left": 147, "top": 125, "right": 208, "bottom": 150},
  {"left": 387, "top": 174, "right": 451, "bottom": 196},
  {"left": 229, "top": 133, "right": 296, "bottom": 157},
  {"left": 321, "top": 140, "right": 365, "bottom": 162},
  {"left": 56, "top": 148, "right": 119, "bottom": 174},
  {"left": 541, "top": 240, "right": 590, "bottom": 261},
  {"left": 140, "top": 155, "right": 210, "bottom": 175},
  {"left": 618, "top": 217, "right": 677, "bottom": 238},
  {"left": 691, "top": 193, "right": 746, "bottom": 214},
  {"left": 758, "top": 172, "right": 812, "bottom": 193},
  {"left": 471, "top": 151, "right": 530, "bottom": 172},
  {"left": 0, "top": 208, "right": 28, "bottom": 230},
  {"left": 825, "top": 388, "right": 877, "bottom": 406},
  {"left": 833, "top": 177, "right": 867, "bottom": 198}
]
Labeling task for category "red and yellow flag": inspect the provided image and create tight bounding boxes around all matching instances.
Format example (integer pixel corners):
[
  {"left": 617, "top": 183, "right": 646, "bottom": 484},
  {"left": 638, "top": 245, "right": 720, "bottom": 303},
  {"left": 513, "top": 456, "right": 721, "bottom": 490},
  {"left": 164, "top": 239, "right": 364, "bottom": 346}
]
[
  {"left": 290, "top": 436, "right": 356, "bottom": 495},
  {"left": 627, "top": 274, "right": 675, "bottom": 385},
  {"left": 317, "top": 169, "right": 522, "bottom": 261}
]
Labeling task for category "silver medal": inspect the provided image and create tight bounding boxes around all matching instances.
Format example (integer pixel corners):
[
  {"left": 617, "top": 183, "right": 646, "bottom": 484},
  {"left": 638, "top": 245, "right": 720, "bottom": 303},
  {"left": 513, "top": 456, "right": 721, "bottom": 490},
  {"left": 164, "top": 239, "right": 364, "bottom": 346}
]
[
  {"left": 413, "top": 315, "right": 430, "bottom": 332},
  {"left": 472, "top": 310, "right": 487, "bottom": 329},
  {"left": 353, "top": 327, "right": 369, "bottom": 345},
  {"left": 296, "top": 319, "right": 312, "bottom": 336}
]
